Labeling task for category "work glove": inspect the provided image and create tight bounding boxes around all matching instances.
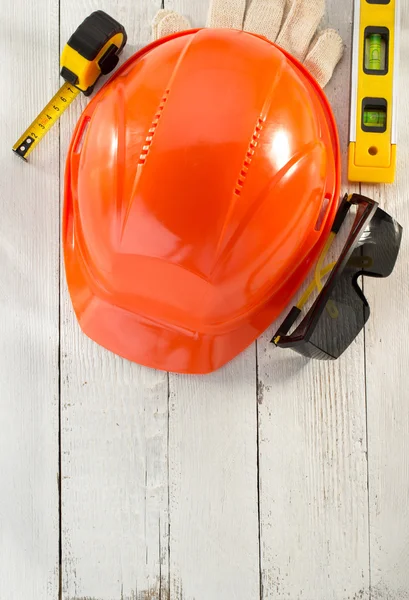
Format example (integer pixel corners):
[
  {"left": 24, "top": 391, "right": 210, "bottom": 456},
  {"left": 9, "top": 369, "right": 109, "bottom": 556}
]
[{"left": 152, "top": 0, "right": 344, "bottom": 89}]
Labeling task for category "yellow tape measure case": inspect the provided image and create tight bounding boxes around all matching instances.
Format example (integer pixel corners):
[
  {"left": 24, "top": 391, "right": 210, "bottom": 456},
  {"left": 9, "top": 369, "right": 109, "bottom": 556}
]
[{"left": 60, "top": 10, "right": 127, "bottom": 96}]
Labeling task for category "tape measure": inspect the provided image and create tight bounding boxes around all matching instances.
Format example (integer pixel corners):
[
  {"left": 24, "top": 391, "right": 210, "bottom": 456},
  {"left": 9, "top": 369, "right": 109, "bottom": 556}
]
[
  {"left": 348, "top": 0, "right": 400, "bottom": 184},
  {"left": 13, "top": 11, "right": 127, "bottom": 161}
]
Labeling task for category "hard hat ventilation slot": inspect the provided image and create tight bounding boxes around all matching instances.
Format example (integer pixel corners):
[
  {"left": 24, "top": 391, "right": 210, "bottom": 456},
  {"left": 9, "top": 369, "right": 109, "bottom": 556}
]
[
  {"left": 234, "top": 117, "right": 264, "bottom": 196},
  {"left": 138, "top": 90, "right": 170, "bottom": 166}
]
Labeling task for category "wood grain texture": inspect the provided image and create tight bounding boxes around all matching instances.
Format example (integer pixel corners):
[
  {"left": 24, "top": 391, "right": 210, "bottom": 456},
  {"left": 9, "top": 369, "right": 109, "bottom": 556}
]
[
  {"left": 163, "top": 2, "right": 260, "bottom": 598},
  {"left": 257, "top": 1, "right": 371, "bottom": 598},
  {"left": 3, "top": 1, "right": 409, "bottom": 599},
  {"left": 59, "top": 2, "right": 166, "bottom": 600},
  {"left": 168, "top": 348, "right": 260, "bottom": 600},
  {"left": 0, "top": 1, "right": 60, "bottom": 599},
  {"left": 363, "top": 3, "right": 409, "bottom": 597}
]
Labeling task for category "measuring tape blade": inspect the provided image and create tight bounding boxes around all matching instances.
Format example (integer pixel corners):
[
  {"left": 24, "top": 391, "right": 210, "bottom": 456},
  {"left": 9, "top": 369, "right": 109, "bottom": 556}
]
[
  {"left": 12, "top": 10, "right": 127, "bottom": 161},
  {"left": 13, "top": 83, "right": 79, "bottom": 160}
]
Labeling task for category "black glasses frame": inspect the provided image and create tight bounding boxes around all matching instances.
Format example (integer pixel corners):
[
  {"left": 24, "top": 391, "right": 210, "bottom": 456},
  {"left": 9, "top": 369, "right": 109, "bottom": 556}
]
[{"left": 272, "top": 193, "right": 401, "bottom": 359}]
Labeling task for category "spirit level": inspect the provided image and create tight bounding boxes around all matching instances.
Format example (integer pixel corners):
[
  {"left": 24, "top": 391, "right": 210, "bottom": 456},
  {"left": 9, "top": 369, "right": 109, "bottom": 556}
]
[
  {"left": 348, "top": 0, "right": 400, "bottom": 184},
  {"left": 13, "top": 11, "right": 127, "bottom": 161}
]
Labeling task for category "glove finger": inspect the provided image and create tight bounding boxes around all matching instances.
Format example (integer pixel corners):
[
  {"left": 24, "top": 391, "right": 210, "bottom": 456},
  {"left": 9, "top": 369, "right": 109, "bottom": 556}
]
[
  {"left": 152, "top": 9, "right": 174, "bottom": 40},
  {"left": 244, "top": 0, "right": 286, "bottom": 42},
  {"left": 303, "top": 28, "right": 344, "bottom": 88},
  {"left": 276, "top": 0, "right": 325, "bottom": 62},
  {"left": 283, "top": 0, "right": 294, "bottom": 21},
  {"left": 156, "top": 11, "right": 192, "bottom": 39},
  {"left": 207, "top": 0, "right": 246, "bottom": 29}
]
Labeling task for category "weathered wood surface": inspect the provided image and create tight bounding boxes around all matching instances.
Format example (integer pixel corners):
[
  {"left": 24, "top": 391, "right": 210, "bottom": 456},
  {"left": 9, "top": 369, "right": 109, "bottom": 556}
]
[
  {"left": 0, "top": 1, "right": 60, "bottom": 599},
  {"left": 1, "top": 1, "right": 408, "bottom": 599}
]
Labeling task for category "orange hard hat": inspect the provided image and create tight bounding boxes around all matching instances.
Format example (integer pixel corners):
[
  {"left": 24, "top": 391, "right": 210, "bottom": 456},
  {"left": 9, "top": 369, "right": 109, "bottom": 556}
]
[{"left": 63, "top": 28, "right": 341, "bottom": 374}]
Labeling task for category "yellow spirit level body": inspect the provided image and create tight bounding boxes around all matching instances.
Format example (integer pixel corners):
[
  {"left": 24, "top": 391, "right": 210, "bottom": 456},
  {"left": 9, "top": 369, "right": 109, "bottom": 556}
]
[{"left": 348, "top": 0, "right": 400, "bottom": 184}]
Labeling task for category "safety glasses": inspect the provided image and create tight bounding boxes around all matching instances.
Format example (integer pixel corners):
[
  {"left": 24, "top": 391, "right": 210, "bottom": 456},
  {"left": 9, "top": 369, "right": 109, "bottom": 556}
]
[{"left": 272, "top": 193, "right": 402, "bottom": 360}]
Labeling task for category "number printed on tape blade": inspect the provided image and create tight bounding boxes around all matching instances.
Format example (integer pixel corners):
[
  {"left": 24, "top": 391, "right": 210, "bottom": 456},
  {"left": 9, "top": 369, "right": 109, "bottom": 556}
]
[
  {"left": 13, "top": 83, "right": 79, "bottom": 160},
  {"left": 12, "top": 10, "right": 127, "bottom": 160}
]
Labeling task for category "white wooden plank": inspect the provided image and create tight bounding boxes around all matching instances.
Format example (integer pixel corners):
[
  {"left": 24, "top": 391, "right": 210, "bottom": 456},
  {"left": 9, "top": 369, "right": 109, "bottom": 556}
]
[
  {"left": 257, "top": 1, "right": 371, "bottom": 598},
  {"left": 363, "top": 2, "right": 409, "bottom": 595},
  {"left": 59, "top": 2, "right": 167, "bottom": 599},
  {"left": 257, "top": 351, "right": 370, "bottom": 599},
  {"left": 0, "top": 1, "right": 60, "bottom": 599},
  {"left": 162, "top": 2, "right": 260, "bottom": 599},
  {"left": 168, "top": 349, "right": 260, "bottom": 600}
]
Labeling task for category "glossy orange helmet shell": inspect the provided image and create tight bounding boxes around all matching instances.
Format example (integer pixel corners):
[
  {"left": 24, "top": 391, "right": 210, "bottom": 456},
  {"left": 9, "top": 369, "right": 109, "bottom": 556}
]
[{"left": 64, "top": 28, "right": 341, "bottom": 374}]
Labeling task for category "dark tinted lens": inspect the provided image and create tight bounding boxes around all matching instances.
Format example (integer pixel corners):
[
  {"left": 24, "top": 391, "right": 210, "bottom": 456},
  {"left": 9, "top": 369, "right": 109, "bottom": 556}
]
[
  {"left": 289, "top": 339, "right": 341, "bottom": 360},
  {"left": 284, "top": 208, "right": 402, "bottom": 360},
  {"left": 355, "top": 208, "right": 402, "bottom": 277},
  {"left": 303, "top": 268, "right": 370, "bottom": 359}
]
